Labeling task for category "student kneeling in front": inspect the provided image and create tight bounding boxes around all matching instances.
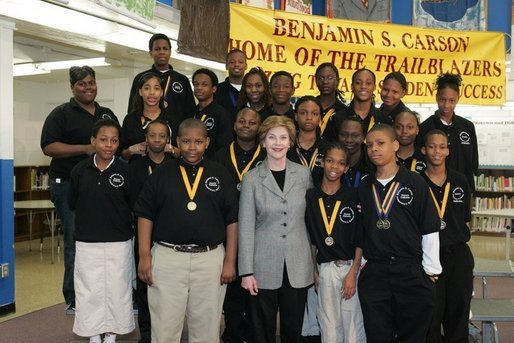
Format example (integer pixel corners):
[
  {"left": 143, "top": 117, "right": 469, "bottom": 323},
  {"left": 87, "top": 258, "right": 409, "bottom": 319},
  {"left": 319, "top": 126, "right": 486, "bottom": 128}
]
[{"left": 134, "top": 118, "right": 239, "bottom": 343}]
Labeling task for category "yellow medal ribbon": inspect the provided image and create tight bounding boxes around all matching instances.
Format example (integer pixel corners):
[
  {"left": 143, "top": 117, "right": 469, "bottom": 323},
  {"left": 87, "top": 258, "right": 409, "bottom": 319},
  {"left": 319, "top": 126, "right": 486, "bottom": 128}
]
[
  {"left": 410, "top": 158, "right": 417, "bottom": 172},
  {"left": 372, "top": 182, "right": 400, "bottom": 219},
  {"left": 163, "top": 75, "right": 171, "bottom": 97},
  {"left": 229, "top": 142, "right": 261, "bottom": 182},
  {"left": 199, "top": 114, "right": 207, "bottom": 122},
  {"left": 297, "top": 147, "right": 319, "bottom": 171},
  {"left": 429, "top": 183, "right": 451, "bottom": 220},
  {"left": 179, "top": 165, "right": 204, "bottom": 202},
  {"left": 318, "top": 198, "right": 342, "bottom": 237},
  {"left": 319, "top": 108, "right": 335, "bottom": 135},
  {"left": 147, "top": 165, "right": 153, "bottom": 175},
  {"left": 366, "top": 115, "right": 375, "bottom": 133}
]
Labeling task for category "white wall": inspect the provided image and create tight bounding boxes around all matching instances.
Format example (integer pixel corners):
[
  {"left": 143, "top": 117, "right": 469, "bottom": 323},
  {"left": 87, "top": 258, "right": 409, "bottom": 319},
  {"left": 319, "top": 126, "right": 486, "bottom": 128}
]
[{"left": 13, "top": 74, "right": 137, "bottom": 166}]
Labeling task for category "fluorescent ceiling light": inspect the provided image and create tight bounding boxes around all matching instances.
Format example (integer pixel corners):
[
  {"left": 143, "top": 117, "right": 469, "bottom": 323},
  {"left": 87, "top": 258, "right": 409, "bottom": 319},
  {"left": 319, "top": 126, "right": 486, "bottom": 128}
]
[{"left": 13, "top": 57, "right": 113, "bottom": 77}]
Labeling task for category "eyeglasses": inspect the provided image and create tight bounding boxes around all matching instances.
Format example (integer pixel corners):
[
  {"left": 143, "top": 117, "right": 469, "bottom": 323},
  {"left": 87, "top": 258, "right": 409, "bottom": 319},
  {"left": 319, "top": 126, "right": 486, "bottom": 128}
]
[
  {"left": 316, "top": 75, "right": 337, "bottom": 82},
  {"left": 75, "top": 80, "right": 97, "bottom": 87}
]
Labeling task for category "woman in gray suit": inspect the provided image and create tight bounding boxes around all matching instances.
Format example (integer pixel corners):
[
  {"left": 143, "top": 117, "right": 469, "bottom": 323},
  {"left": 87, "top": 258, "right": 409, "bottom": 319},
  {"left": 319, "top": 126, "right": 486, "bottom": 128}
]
[{"left": 239, "top": 115, "right": 314, "bottom": 343}]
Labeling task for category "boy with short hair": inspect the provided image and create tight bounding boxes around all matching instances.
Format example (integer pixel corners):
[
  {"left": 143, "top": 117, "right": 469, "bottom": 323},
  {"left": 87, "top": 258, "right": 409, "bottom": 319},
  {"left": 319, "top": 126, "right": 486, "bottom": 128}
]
[
  {"left": 193, "top": 68, "right": 234, "bottom": 158},
  {"left": 357, "top": 124, "right": 442, "bottom": 343},
  {"left": 134, "top": 118, "right": 239, "bottom": 343}
]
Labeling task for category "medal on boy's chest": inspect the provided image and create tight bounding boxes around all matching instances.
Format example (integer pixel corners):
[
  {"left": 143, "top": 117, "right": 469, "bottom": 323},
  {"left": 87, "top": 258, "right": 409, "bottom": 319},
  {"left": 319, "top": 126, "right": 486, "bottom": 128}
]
[
  {"left": 179, "top": 165, "right": 204, "bottom": 212},
  {"left": 428, "top": 183, "right": 451, "bottom": 231},
  {"left": 372, "top": 182, "right": 400, "bottom": 230},
  {"left": 230, "top": 142, "right": 261, "bottom": 191},
  {"left": 318, "top": 197, "right": 341, "bottom": 246}
]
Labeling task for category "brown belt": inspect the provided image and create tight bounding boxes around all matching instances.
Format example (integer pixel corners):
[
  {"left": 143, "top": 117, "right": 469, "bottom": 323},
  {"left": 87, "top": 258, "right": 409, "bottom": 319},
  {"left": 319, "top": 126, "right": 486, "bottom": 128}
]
[{"left": 157, "top": 241, "right": 218, "bottom": 253}]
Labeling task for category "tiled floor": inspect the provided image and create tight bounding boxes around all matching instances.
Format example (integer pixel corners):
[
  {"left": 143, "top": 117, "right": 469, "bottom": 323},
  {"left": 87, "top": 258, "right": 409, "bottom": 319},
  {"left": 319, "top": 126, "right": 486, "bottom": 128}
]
[{"left": 1, "top": 232, "right": 513, "bottom": 336}]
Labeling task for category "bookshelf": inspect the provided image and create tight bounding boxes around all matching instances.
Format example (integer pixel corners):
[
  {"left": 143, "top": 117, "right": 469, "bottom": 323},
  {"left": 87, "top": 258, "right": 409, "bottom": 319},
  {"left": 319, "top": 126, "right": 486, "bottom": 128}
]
[
  {"left": 14, "top": 165, "right": 51, "bottom": 241},
  {"left": 473, "top": 168, "right": 514, "bottom": 236}
]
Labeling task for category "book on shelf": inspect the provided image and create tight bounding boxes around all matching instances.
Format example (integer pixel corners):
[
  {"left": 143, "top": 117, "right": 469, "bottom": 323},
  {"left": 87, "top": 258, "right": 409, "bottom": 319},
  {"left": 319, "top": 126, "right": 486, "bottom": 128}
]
[
  {"left": 474, "top": 195, "right": 514, "bottom": 210},
  {"left": 472, "top": 216, "right": 511, "bottom": 233},
  {"left": 474, "top": 174, "right": 513, "bottom": 192},
  {"left": 30, "top": 169, "right": 49, "bottom": 190}
]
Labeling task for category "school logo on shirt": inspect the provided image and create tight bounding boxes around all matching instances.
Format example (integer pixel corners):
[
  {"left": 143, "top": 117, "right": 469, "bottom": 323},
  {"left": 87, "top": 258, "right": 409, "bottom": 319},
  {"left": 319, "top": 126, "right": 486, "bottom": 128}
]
[
  {"left": 172, "top": 82, "right": 183, "bottom": 93},
  {"left": 101, "top": 113, "right": 112, "bottom": 119},
  {"left": 339, "top": 206, "right": 355, "bottom": 224},
  {"left": 459, "top": 131, "right": 471, "bottom": 145},
  {"left": 396, "top": 186, "right": 414, "bottom": 206},
  {"left": 205, "top": 176, "right": 220, "bottom": 192},
  {"left": 109, "top": 174, "right": 124, "bottom": 188},
  {"left": 204, "top": 117, "right": 215, "bottom": 131},
  {"left": 452, "top": 187, "right": 465, "bottom": 203}
]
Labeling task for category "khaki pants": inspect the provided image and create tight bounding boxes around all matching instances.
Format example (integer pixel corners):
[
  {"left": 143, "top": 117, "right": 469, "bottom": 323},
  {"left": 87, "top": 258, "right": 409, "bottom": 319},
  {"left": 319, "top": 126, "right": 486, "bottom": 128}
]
[
  {"left": 149, "top": 244, "right": 226, "bottom": 343},
  {"left": 317, "top": 261, "right": 366, "bottom": 343}
]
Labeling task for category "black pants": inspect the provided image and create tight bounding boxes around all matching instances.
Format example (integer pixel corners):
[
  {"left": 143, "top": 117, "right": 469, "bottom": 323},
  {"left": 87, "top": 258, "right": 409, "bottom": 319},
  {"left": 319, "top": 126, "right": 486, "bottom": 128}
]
[
  {"left": 358, "top": 259, "right": 436, "bottom": 343},
  {"left": 427, "top": 243, "right": 474, "bottom": 343},
  {"left": 134, "top": 231, "right": 152, "bottom": 343},
  {"left": 249, "top": 265, "right": 309, "bottom": 343},
  {"left": 222, "top": 276, "right": 253, "bottom": 343}
]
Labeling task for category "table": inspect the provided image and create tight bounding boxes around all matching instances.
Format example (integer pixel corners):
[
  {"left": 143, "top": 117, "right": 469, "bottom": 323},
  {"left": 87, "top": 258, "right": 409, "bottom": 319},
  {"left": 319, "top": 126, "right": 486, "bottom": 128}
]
[
  {"left": 473, "top": 257, "right": 514, "bottom": 298},
  {"left": 472, "top": 209, "right": 514, "bottom": 260},
  {"left": 14, "top": 200, "right": 57, "bottom": 263}
]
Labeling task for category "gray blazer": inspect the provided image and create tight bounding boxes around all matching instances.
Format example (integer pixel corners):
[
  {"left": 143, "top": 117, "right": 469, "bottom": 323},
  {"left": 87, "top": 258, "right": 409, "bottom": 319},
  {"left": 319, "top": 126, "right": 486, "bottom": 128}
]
[{"left": 238, "top": 159, "right": 314, "bottom": 290}]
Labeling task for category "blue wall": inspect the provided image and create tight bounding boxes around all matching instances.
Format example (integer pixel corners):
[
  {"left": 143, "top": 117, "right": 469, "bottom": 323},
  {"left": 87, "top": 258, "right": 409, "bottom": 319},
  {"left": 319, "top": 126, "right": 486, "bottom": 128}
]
[{"left": 0, "top": 159, "right": 14, "bottom": 313}]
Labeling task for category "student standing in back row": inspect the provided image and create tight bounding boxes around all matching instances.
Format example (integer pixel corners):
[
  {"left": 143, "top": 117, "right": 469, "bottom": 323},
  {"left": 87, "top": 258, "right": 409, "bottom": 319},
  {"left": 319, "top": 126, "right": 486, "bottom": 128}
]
[
  {"left": 357, "top": 124, "right": 442, "bottom": 343},
  {"left": 215, "top": 49, "right": 248, "bottom": 123},
  {"left": 378, "top": 72, "right": 409, "bottom": 122},
  {"left": 128, "top": 33, "right": 195, "bottom": 130},
  {"left": 41, "top": 66, "right": 119, "bottom": 313},
  {"left": 421, "top": 129, "right": 474, "bottom": 343},
  {"left": 270, "top": 71, "right": 296, "bottom": 121},
  {"left": 419, "top": 73, "right": 479, "bottom": 192}
]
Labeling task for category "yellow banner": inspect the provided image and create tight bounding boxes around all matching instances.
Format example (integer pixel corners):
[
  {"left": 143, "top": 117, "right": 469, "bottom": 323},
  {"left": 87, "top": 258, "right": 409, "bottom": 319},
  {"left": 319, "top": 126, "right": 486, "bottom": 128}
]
[{"left": 229, "top": 3, "right": 506, "bottom": 105}]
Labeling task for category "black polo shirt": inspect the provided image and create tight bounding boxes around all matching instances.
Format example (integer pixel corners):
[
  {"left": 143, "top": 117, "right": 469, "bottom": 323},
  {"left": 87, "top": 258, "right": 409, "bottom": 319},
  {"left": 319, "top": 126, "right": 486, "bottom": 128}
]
[
  {"left": 345, "top": 101, "right": 393, "bottom": 136},
  {"left": 214, "top": 77, "right": 240, "bottom": 124},
  {"left": 194, "top": 102, "right": 234, "bottom": 158},
  {"left": 306, "top": 185, "right": 361, "bottom": 264},
  {"left": 378, "top": 100, "right": 410, "bottom": 122},
  {"left": 214, "top": 141, "right": 266, "bottom": 190},
  {"left": 421, "top": 169, "right": 471, "bottom": 247},
  {"left": 357, "top": 165, "right": 440, "bottom": 261},
  {"left": 134, "top": 158, "right": 239, "bottom": 246},
  {"left": 318, "top": 99, "right": 348, "bottom": 143},
  {"left": 287, "top": 137, "right": 329, "bottom": 176},
  {"left": 40, "top": 98, "right": 118, "bottom": 179},
  {"left": 255, "top": 105, "right": 274, "bottom": 123},
  {"left": 270, "top": 106, "right": 296, "bottom": 121},
  {"left": 128, "top": 153, "right": 173, "bottom": 208},
  {"left": 120, "top": 111, "right": 177, "bottom": 162},
  {"left": 128, "top": 64, "right": 196, "bottom": 126},
  {"left": 419, "top": 111, "right": 479, "bottom": 192},
  {"left": 68, "top": 156, "right": 132, "bottom": 242},
  {"left": 397, "top": 147, "right": 426, "bottom": 173},
  {"left": 345, "top": 147, "right": 372, "bottom": 189}
]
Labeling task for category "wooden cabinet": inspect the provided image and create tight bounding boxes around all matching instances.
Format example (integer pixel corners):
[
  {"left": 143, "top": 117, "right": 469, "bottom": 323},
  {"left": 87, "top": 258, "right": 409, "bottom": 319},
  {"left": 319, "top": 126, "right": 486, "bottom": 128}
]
[
  {"left": 473, "top": 168, "right": 514, "bottom": 236},
  {"left": 14, "top": 166, "right": 51, "bottom": 242}
]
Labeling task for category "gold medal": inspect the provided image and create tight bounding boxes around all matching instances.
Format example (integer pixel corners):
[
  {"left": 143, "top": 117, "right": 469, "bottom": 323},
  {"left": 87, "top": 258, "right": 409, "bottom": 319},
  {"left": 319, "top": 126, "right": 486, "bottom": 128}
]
[
  {"left": 180, "top": 165, "right": 204, "bottom": 213},
  {"left": 318, "top": 198, "right": 342, "bottom": 247},
  {"left": 325, "top": 236, "right": 334, "bottom": 246},
  {"left": 372, "top": 182, "right": 400, "bottom": 231},
  {"left": 237, "top": 182, "right": 242, "bottom": 191},
  {"left": 376, "top": 219, "right": 384, "bottom": 230},
  {"left": 382, "top": 219, "right": 391, "bottom": 230},
  {"left": 187, "top": 201, "right": 197, "bottom": 211},
  {"left": 440, "top": 220, "right": 446, "bottom": 230}
]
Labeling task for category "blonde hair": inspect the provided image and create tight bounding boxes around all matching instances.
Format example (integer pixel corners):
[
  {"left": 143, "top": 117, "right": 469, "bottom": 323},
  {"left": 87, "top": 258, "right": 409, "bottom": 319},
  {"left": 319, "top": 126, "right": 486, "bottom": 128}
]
[{"left": 258, "top": 115, "right": 296, "bottom": 147}]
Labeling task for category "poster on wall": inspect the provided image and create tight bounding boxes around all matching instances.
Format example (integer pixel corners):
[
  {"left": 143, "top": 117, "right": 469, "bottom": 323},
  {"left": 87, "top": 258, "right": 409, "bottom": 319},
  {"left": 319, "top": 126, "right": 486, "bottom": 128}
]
[
  {"left": 474, "top": 118, "right": 514, "bottom": 167},
  {"left": 97, "top": 0, "right": 156, "bottom": 27},
  {"left": 281, "top": 0, "right": 312, "bottom": 14},
  {"left": 326, "top": 0, "right": 391, "bottom": 22},
  {"left": 242, "top": 0, "right": 274, "bottom": 10},
  {"left": 413, "top": 0, "right": 487, "bottom": 31}
]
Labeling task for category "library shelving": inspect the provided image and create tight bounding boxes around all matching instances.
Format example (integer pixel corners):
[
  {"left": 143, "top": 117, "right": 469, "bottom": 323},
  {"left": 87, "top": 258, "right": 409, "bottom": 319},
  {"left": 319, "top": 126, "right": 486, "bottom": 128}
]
[
  {"left": 472, "top": 167, "right": 514, "bottom": 236},
  {"left": 13, "top": 165, "right": 51, "bottom": 242}
]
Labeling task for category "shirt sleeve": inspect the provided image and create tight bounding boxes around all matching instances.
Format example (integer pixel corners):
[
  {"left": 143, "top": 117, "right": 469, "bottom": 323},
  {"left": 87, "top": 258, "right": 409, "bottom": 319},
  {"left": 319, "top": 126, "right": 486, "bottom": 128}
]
[
  {"left": 67, "top": 163, "right": 81, "bottom": 211},
  {"left": 133, "top": 172, "right": 159, "bottom": 221},
  {"left": 40, "top": 107, "right": 65, "bottom": 149},
  {"left": 238, "top": 173, "right": 256, "bottom": 276},
  {"left": 421, "top": 232, "right": 442, "bottom": 275}
]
